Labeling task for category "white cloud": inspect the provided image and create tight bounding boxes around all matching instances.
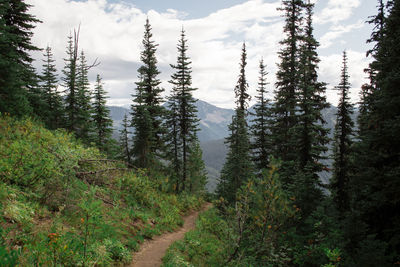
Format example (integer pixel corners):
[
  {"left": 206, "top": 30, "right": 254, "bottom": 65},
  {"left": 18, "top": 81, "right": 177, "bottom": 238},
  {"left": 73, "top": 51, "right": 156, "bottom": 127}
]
[
  {"left": 28, "top": 0, "right": 285, "bottom": 108},
  {"left": 27, "top": 0, "right": 370, "bottom": 109},
  {"left": 319, "top": 20, "right": 364, "bottom": 48},
  {"left": 315, "top": 0, "right": 361, "bottom": 25}
]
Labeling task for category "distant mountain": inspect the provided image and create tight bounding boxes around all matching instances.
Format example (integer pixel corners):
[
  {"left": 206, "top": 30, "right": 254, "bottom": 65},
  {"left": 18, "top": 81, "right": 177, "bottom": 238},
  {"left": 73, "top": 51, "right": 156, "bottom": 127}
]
[
  {"left": 108, "top": 100, "right": 358, "bottom": 192},
  {"left": 108, "top": 106, "right": 130, "bottom": 139},
  {"left": 195, "top": 100, "right": 234, "bottom": 142}
]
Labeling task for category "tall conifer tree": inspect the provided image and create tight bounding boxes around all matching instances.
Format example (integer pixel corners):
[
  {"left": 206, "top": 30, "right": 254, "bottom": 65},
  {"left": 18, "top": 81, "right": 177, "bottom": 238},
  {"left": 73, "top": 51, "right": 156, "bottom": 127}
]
[
  {"left": 75, "top": 51, "right": 93, "bottom": 142},
  {"left": 92, "top": 74, "right": 113, "bottom": 152},
  {"left": 167, "top": 29, "right": 201, "bottom": 192},
  {"left": 119, "top": 113, "right": 132, "bottom": 163},
  {"left": 271, "top": 0, "right": 304, "bottom": 186},
  {"left": 217, "top": 43, "right": 253, "bottom": 204},
  {"left": 294, "top": 1, "right": 329, "bottom": 217},
  {"left": 349, "top": 1, "right": 400, "bottom": 263},
  {"left": 250, "top": 59, "right": 272, "bottom": 171},
  {"left": 131, "top": 19, "right": 165, "bottom": 168},
  {"left": 62, "top": 33, "right": 79, "bottom": 132},
  {"left": 331, "top": 51, "right": 354, "bottom": 214},
  {"left": 40, "top": 45, "right": 63, "bottom": 129},
  {"left": 0, "top": 0, "right": 40, "bottom": 116}
]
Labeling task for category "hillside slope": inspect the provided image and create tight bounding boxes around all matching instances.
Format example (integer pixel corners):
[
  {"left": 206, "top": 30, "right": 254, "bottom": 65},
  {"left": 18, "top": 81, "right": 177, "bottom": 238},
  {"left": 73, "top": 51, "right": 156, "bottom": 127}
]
[{"left": 0, "top": 116, "right": 203, "bottom": 266}]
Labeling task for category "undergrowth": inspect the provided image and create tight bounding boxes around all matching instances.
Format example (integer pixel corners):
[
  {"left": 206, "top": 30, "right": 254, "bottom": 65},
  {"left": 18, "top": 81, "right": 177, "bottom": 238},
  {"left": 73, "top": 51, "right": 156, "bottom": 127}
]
[{"left": 0, "top": 115, "right": 204, "bottom": 266}]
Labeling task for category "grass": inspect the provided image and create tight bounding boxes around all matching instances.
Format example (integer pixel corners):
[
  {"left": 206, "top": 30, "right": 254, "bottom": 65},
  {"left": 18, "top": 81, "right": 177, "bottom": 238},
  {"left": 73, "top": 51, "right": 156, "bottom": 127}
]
[{"left": 0, "top": 115, "right": 204, "bottom": 266}]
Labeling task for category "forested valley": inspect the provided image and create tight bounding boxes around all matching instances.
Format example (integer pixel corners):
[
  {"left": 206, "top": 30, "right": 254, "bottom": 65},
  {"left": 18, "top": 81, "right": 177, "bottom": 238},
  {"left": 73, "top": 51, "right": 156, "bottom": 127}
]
[{"left": 1, "top": 0, "right": 399, "bottom": 266}]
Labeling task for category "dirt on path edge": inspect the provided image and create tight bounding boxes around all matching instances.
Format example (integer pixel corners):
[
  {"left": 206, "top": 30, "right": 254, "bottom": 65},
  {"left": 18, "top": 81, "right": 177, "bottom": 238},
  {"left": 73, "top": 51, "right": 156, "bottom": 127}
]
[{"left": 129, "top": 202, "right": 212, "bottom": 267}]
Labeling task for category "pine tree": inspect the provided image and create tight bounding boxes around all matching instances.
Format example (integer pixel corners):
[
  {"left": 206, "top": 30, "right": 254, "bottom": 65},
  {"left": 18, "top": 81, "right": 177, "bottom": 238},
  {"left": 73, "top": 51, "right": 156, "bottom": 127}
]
[
  {"left": 271, "top": 0, "right": 304, "bottom": 186},
  {"left": 131, "top": 19, "right": 165, "bottom": 168},
  {"left": 75, "top": 51, "right": 93, "bottom": 142},
  {"left": 119, "top": 113, "right": 131, "bottom": 163},
  {"left": 349, "top": 0, "right": 400, "bottom": 263},
  {"left": 217, "top": 43, "right": 253, "bottom": 204},
  {"left": 0, "top": 0, "right": 40, "bottom": 116},
  {"left": 250, "top": 59, "right": 272, "bottom": 171},
  {"left": 92, "top": 74, "right": 113, "bottom": 152},
  {"left": 331, "top": 51, "right": 354, "bottom": 214},
  {"left": 40, "top": 45, "right": 63, "bottom": 129},
  {"left": 167, "top": 29, "right": 201, "bottom": 192},
  {"left": 294, "top": 1, "right": 329, "bottom": 217}
]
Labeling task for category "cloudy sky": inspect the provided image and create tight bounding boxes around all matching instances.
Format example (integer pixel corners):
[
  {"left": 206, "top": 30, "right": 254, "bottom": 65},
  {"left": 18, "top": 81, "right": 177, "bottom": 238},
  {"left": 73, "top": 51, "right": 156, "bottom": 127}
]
[{"left": 28, "top": 0, "right": 377, "bottom": 109}]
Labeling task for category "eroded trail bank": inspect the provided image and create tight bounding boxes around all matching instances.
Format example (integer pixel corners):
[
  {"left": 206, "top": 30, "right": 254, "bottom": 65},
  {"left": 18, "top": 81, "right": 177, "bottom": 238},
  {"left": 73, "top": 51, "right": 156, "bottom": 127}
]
[{"left": 130, "top": 203, "right": 212, "bottom": 267}]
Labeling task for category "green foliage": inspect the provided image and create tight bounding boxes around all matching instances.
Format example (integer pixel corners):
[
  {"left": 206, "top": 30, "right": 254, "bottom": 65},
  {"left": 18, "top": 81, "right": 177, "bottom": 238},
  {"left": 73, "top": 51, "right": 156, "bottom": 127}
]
[
  {"left": 0, "top": 117, "right": 204, "bottom": 266},
  {"left": 0, "top": 115, "right": 100, "bottom": 208},
  {"left": 322, "top": 248, "right": 341, "bottom": 267},
  {"left": 166, "top": 29, "right": 204, "bottom": 193},
  {"left": 0, "top": 221, "right": 19, "bottom": 267},
  {"left": 91, "top": 74, "right": 113, "bottom": 153},
  {"left": 162, "top": 208, "right": 230, "bottom": 267},
  {"left": 39, "top": 45, "right": 64, "bottom": 129},
  {"left": 250, "top": 59, "right": 273, "bottom": 170},
  {"left": 130, "top": 18, "right": 166, "bottom": 169},
  {"left": 331, "top": 51, "right": 354, "bottom": 214},
  {"left": 217, "top": 44, "right": 254, "bottom": 204},
  {"left": 0, "top": 0, "right": 40, "bottom": 117}
]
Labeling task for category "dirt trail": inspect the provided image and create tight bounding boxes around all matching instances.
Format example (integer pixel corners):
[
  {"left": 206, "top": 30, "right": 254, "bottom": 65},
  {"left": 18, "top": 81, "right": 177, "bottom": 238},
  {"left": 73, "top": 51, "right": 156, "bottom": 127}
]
[{"left": 129, "top": 203, "right": 212, "bottom": 267}]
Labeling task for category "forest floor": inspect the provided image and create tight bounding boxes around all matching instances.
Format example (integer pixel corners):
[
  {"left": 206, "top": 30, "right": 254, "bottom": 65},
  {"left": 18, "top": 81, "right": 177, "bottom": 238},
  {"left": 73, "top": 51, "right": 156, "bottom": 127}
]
[{"left": 129, "top": 202, "right": 212, "bottom": 267}]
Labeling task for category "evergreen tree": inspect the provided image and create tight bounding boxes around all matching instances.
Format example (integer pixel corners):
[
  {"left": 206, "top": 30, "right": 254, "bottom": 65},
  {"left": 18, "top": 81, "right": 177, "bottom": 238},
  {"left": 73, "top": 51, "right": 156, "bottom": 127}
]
[
  {"left": 331, "top": 51, "right": 354, "bottom": 214},
  {"left": 92, "top": 74, "right": 113, "bottom": 152},
  {"left": 62, "top": 32, "right": 79, "bottom": 132},
  {"left": 167, "top": 29, "right": 201, "bottom": 192},
  {"left": 40, "top": 45, "right": 63, "bottom": 129},
  {"left": 130, "top": 19, "right": 165, "bottom": 168},
  {"left": 119, "top": 113, "right": 132, "bottom": 164},
  {"left": 165, "top": 82, "right": 182, "bottom": 192},
  {"left": 349, "top": 0, "right": 400, "bottom": 264},
  {"left": 187, "top": 141, "right": 207, "bottom": 194},
  {"left": 294, "top": 1, "right": 329, "bottom": 217},
  {"left": 75, "top": 51, "right": 93, "bottom": 142},
  {"left": 271, "top": 0, "right": 304, "bottom": 186},
  {"left": 0, "top": 0, "right": 40, "bottom": 116},
  {"left": 358, "top": 0, "right": 385, "bottom": 135},
  {"left": 250, "top": 59, "right": 272, "bottom": 171},
  {"left": 217, "top": 43, "right": 253, "bottom": 204}
]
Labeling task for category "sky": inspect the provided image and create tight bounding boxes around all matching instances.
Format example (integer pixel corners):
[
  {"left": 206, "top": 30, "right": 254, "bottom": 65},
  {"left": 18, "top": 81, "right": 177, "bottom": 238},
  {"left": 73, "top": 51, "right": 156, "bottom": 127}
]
[{"left": 27, "top": 0, "right": 378, "bottom": 109}]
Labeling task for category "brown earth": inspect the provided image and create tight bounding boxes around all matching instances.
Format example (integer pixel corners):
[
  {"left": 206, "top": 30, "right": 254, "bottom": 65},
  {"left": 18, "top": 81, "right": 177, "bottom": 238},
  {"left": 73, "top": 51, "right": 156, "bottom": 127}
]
[{"left": 129, "top": 203, "right": 212, "bottom": 267}]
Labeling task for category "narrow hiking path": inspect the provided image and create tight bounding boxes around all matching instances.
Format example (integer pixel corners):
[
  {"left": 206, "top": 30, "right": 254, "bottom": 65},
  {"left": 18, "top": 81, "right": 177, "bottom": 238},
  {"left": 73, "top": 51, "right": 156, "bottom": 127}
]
[{"left": 129, "top": 203, "right": 212, "bottom": 267}]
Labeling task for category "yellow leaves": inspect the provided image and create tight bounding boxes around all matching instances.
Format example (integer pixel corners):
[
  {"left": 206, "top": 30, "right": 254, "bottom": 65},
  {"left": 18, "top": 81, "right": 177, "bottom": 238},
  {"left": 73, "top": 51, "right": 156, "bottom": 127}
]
[{"left": 268, "top": 225, "right": 272, "bottom": 229}]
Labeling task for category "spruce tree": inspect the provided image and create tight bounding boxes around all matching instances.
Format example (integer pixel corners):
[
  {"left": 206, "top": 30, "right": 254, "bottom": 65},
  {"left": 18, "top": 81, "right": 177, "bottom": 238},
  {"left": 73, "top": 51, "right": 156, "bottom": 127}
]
[
  {"left": 75, "top": 51, "right": 93, "bottom": 142},
  {"left": 62, "top": 33, "right": 79, "bottom": 132},
  {"left": 119, "top": 113, "right": 132, "bottom": 163},
  {"left": 187, "top": 141, "right": 207, "bottom": 194},
  {"left": 217, "top": 43, "right": 253, "bottom": 204},
  {"left": 271, "top": 0, "right": 304, "bottom": 187},
  {"left": 167, "top": 29, "right": 201, "bottom": 192},
  {"left": 92, "top": 74, "right": 113, "bottom": 152},
  {"left": 250, "top": 59, "right": 272, "bottom": 171},
  {"left": 331, "top": 51, "right": 354, "bottom": 214},
  {"left": 349, "top": 0, "right": 400, "bottom": 263},
  {"left": 294, "top": 1, "right": 329, "bottom": 217},
  {"left": 165, "top": 82, "right": 182, "bottom": 192},
  {"left": 0, "top": 0, "right": 40, "bottom": 116},
  {"left": 131, "top": 19, "right": 165, "bottom": 168},
  {"left": 40, "top": 45, "right": 63, "bottom": 129}
]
